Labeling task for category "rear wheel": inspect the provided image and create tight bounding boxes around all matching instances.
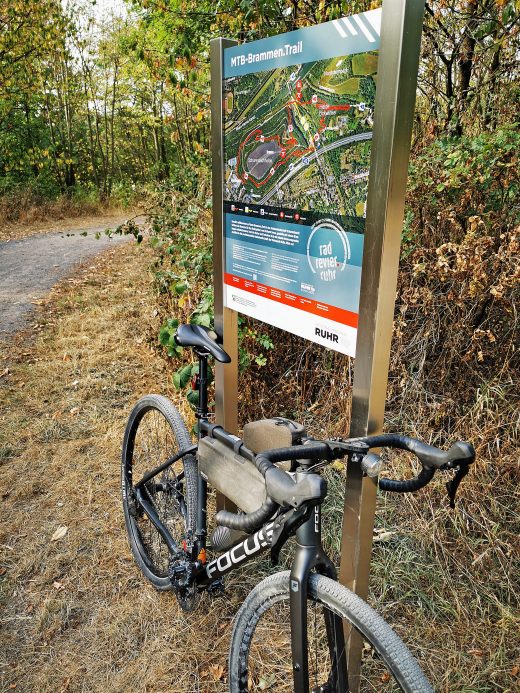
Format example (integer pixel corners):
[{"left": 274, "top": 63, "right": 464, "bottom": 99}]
[
  {"left": 121, "top": 394, "right": 197, "bottom": 590},
  {"left": 229, "top": 571, "right": 433, "bottom": 692}
]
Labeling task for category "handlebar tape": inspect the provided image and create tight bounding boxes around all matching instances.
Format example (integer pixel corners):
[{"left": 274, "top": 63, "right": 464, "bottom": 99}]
[
  {"left": 254, "top": 442, "right": 331, "bottom": 476},
  {"left": 214, "top": 443, "right": 331, "bottom": 531},
  {"left": 215, "top": 498, "right": 278, "bottom": 533},
  {"left": 378, "top": 466, "right": 435, "bottom": 493},
  {"left": 357, "top": 434, "right": 475, "bottom": 494},
  {"left": 359, "top": 434, "right": 475, "bottom": 469}
]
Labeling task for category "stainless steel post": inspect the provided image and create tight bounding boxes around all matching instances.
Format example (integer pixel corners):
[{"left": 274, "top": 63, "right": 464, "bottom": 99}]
[
  {"left": 338, "top": 0, "right": 425, "bottom": 687},
  {"left": 211, "top": 38, "right": 239, "bottom": 510}
]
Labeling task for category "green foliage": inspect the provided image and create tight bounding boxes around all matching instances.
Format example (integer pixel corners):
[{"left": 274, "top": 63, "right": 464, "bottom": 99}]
[
  {"left": 238, "top": 321, "right": 275, "bottom": 370},
  {"left": 407, "top": 124, "right": 520, "bottom": 251},
  {"left": 159, "top": 317, "right": 182, "bottom": 357},
  {"left": 417, "top": 125, "right": 519, "bottom": 216}
]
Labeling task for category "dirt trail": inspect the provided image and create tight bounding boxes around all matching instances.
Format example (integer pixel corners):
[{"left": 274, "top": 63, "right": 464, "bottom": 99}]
[{"left": 0, "top": 218, "right": 131, "bottom": 338}]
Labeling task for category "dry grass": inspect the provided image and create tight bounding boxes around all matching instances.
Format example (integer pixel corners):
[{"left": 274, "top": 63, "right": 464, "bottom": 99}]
[
  {"left": 0, "top": 241, "right": 238, "bottom": 692},
  {"left": 0, "top": 236, "right": 518, "bottom": 692}
]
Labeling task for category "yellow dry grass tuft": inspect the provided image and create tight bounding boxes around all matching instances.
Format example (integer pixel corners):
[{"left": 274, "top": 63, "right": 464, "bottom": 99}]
[
  {"left": 0, "top": 191, "right": 134, "bottom": 241},
  {"left": 0, "top": 241, "right": 235, "bottom": 692}
]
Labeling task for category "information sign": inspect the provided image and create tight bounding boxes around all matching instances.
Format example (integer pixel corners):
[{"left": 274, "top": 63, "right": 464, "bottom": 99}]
[{"left": 222, "top": 10, "right": 381, "bottom": 356}]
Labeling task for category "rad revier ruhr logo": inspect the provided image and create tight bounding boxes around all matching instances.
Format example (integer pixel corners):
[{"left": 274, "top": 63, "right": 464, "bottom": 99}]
[{"left": 306, "top": 218, "right": 350, "bottom": 282}]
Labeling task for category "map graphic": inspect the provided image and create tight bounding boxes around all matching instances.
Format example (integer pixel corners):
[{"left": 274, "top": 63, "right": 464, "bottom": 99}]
[{"left": 223, "top": 52, "right": 377, "bottom": 219}]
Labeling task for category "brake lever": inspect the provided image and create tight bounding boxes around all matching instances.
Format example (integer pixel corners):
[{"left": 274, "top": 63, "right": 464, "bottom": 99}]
[{"left": 446, "top": 463, "right": 471, "bottom": 509}]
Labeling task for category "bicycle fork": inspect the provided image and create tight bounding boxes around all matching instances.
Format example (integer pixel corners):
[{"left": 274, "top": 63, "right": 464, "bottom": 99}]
[{"left": 290, "top": 495, "right": 349, "bottom": 693}]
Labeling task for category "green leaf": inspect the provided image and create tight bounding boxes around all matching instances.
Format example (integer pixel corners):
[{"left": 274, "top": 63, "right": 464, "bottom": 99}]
[
  {"left": 179, "top": 364, "right": 193, "bottom": 388},
  {"left": 255, "top": 354, "right": 267, "bottom": 367},
  {"left": 174, "top": 281, "right": 188, "bottom": 295},
  {"left": 186, "top": 388, "right": 199, "bottom": 407},
  {"left": 191, "top": 312, "right": 211, "bottom": 327},
  {"left": 167, "top": 344, "right": 182, "bottom": 357},
  {"left": 159, "top": 327, "right": 171, "bottom": 346}
]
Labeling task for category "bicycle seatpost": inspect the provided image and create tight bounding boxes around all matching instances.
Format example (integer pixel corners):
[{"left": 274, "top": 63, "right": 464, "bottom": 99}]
[{"left": 194, "top": 349, "right": 210, "bottom": 422}]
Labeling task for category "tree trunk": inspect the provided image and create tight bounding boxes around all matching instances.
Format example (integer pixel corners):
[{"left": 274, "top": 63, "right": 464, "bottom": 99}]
[{"left": 456, "top": 1, "right": 478, "bottom": 136}]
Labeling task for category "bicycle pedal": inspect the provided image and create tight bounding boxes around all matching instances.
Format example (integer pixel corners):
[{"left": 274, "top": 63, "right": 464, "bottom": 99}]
[{"left": 207, "top": 577, "right": 225, "bottom": 596}]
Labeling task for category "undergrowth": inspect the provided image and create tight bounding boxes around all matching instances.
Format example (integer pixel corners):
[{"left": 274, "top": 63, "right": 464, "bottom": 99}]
[
  {"left": 0, "top": 183, "right": 140, "bottom": 230},
  {"left": 129, "top": 128, "right": 520, "bottom": 690}
]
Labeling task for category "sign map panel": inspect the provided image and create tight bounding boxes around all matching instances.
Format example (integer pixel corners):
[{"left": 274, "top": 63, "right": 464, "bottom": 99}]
[{"left": 222, "top": 11, "right": 380, "bottom": 356}]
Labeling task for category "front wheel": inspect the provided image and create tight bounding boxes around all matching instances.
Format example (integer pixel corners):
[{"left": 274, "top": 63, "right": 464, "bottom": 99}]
[
  {"left": 121, "top": 394, "right": 198, "bottom": 590},
  {"left": 229, "top": 571, "right": 433, "bottom": 692}
]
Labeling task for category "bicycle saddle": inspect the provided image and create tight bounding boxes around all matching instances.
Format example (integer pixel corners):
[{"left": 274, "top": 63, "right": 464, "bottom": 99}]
[{"left": 174, "top": 324, "right": 231, "bottom": 363}]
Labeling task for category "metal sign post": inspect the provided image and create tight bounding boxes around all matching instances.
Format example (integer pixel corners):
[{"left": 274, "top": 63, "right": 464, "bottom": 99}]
[
  {"left": 212, "top": 0, "right": 425, "bottom": 682},
  {"left": 338, "top": 0, "right": 426, "bottom": 687},
  {"left": 211, "top": 38, "right": 239, "bottom": 511}
]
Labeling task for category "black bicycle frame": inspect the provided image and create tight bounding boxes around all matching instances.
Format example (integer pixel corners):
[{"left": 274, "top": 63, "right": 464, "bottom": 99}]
[
  {"left": 132, "top": 350, "right": 349, "bottom": 691},
  {"left": 135, "top": 468, "right": 348, "bottom": 692}
]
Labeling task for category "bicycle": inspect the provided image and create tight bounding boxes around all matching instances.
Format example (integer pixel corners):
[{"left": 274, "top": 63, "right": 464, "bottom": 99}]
[{"left": 121, "top": 323, "right": 475, "bottom": 692}]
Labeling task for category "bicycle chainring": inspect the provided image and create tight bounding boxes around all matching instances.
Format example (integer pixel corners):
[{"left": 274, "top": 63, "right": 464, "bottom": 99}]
[{"left": 168, "top": 551, "right": 198, "bottom": 612}]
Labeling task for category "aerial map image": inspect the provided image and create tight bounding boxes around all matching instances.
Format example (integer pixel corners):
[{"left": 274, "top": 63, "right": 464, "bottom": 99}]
[{"left": 223, "top": 51, "right": 377, "bottom": 219}]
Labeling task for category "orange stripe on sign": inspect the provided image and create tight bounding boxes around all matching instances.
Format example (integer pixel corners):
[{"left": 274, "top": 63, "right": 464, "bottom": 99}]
[{"left": 224, "top": 273, "right": 358, "bottom": 329}]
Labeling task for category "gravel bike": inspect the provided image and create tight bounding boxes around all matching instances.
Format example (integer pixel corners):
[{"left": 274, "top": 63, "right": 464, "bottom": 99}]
[{"left": 121, "top": 323, "right": 475, "bottom": 692}]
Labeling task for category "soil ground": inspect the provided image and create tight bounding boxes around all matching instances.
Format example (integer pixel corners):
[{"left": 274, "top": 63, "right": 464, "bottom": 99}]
[{"left": 0, "top": 218, "right": 132, "bottom": 338}]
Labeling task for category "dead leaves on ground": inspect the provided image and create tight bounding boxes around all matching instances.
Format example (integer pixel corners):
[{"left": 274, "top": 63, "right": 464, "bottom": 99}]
[
  {"left": 50, "top": 526, "right": 68, "bottom": 542},
  {"left": 201, "top": 663, "right": 226, "bottom": 682}
]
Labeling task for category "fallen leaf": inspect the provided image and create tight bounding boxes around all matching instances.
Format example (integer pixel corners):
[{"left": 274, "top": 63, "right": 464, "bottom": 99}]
[
  {"left": 50, "top": 526, "right": 68, "bottom": 541},
  {"left": 381, "top": 672, "right": 391, "bottom": 683},
  {"left": 70, "top": 380, "right": 79, "bottom": 387},
  {"left": 0, "top": 567, "right": 7, "bottom": 576},
  {"left": 53, "top": 581, "right": 65, "bottom": 591},
  {"left": 0, "top": 368, "right": 9, "bottom": 378},
  {"left": 511, "top": 664, "right": 519, "bottom": 677},
  {"left": 208, "top": 664, "right": 225, "bottom": 681},
  {"left": 258, "top": 673, "right": 276, "bottom": 690},
  {"left": 69, "top": 407, "right": 79, "bottom": 415},
  {"left": 373, "top": 530, "right": 396, "bottom": 543}
]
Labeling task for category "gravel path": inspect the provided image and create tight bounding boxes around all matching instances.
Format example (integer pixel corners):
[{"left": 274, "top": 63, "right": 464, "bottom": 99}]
[{"left": 0, "top": 220, "right": 131, "bottom": 338}]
